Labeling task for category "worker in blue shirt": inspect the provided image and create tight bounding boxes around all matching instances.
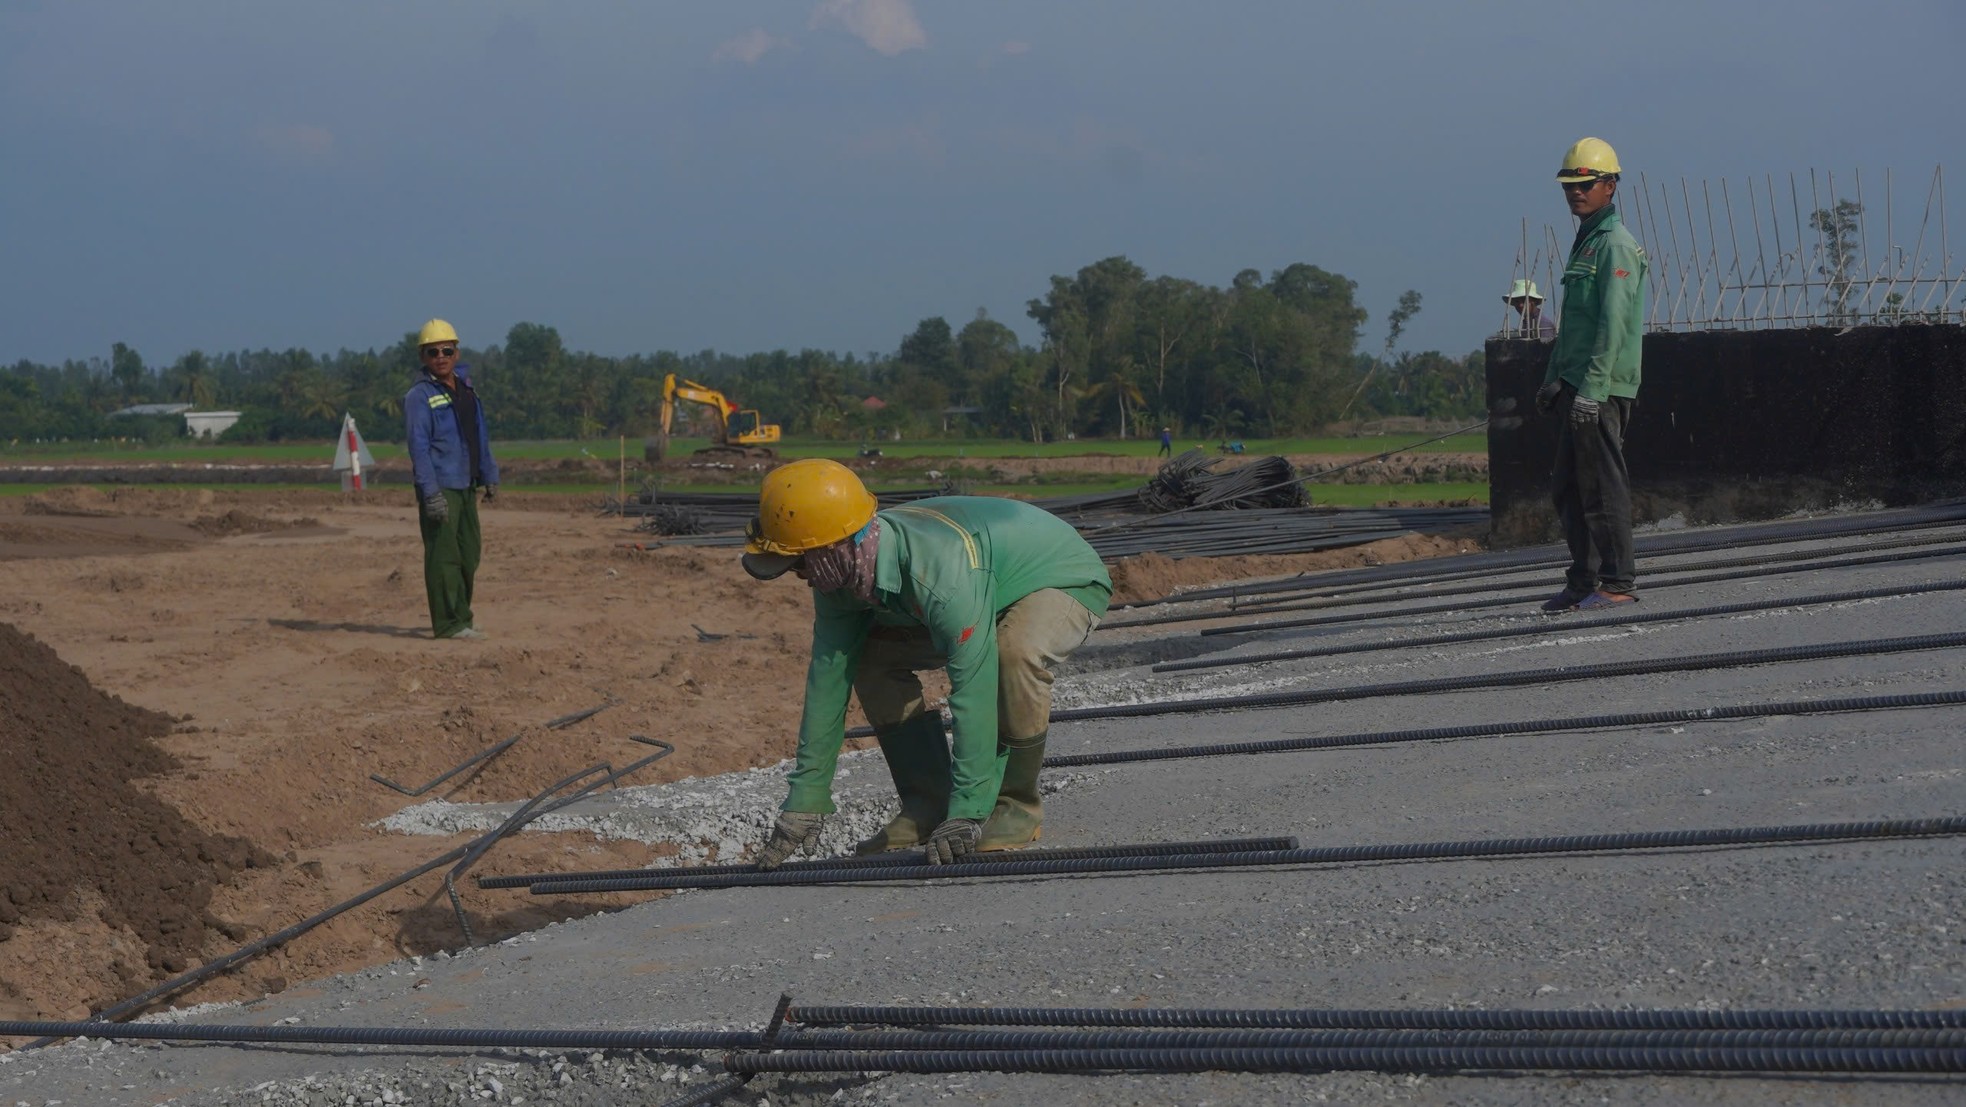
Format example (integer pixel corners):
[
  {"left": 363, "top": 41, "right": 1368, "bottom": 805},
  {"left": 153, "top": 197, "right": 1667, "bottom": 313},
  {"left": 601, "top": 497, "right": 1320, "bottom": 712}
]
[{"left": 404, "top": 318, "right": 499, "bottom": 639}]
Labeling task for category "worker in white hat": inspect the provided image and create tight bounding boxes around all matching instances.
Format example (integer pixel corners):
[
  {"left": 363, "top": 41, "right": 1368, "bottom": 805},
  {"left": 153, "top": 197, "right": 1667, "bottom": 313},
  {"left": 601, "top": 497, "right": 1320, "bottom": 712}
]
[{"left": 1504, "top": 279, "right": 1556, "bottom": 339}]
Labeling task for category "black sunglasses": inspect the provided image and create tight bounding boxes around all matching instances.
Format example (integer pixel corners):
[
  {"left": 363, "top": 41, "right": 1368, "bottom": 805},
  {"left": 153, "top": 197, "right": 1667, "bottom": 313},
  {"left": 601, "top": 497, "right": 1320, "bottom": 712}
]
[
  {"left": 422, "top": 345, "right": 458, "bottom": 358},
  {"left": 1561, "top": 179, "right": 1606, "bottom": 192}
]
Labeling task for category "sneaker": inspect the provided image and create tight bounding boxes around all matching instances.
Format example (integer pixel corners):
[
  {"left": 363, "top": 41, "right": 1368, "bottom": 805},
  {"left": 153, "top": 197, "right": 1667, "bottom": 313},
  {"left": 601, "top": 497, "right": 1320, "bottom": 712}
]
[
  {"left": 1540, "top": 587, "right": 1593, "bottom": 613},
  {"left": 450, "top": 626, "right": 489, "bottom": 640},
  {"left": 1575, "top": 590, "right": 1638, "bottom": 611}
]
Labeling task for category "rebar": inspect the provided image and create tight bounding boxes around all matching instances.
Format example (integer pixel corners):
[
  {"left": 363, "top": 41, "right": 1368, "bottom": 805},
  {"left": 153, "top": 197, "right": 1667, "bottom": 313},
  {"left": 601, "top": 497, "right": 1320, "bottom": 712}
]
[
  {"left": 370, "top": 701, "right": 616, "bottom": 796},
  {"left": 786, "top": 1003, "right": 1966, "bottom": 1032},
  {"left": 1153, "top": 578, "right": 1966, "bottom": 674},
  {"left": 479, "top": 836, "right": 1299, "bottom": 890},
  {"left": 528, "top": 815, "right": 1966, "bottom": 894},
  {"left": 723, "top": 1043, "right": 1966, "bottom": 1075},
  {"left": 1196, "top": 542, "right": 1966, "bottom": 637},
  {"left": 1041, "top": 689, "right": 1966, "bottom": 768}
]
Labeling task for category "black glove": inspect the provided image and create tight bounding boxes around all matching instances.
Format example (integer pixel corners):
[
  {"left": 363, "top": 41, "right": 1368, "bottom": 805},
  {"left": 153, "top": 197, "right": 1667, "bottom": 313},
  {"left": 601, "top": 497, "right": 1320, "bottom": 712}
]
[
  {"left": 1567, "top": 394, "right": 1601, "bottom": 428},
  {"left": 420, "top": 492, "right": 448, "bottom": 523},
  {"left": 925, "top": 818, "right": 984, "bottom": 865},
  {"left": 756, "top": 811, "right": 825, "bottom": 870},
  {"left": 1534, "top": 380, "right": 1564, "bottom": 416},
  {"left": 482, "top": 483, "right": 498, "bottom": 503}
]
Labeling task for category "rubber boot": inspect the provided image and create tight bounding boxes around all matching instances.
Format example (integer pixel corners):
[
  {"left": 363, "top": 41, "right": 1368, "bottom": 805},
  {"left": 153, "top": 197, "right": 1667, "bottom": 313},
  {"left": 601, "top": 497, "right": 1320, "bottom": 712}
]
[
  {"left": 979, "top": 732, "right": 1045, "bottom": 852},
  {"left": 853, "top": 712, "right": 954, "bottom": 855}
]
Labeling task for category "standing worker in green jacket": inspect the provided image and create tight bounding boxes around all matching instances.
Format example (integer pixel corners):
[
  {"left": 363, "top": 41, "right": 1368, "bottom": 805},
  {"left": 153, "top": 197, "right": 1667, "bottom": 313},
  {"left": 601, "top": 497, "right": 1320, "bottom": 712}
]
[
  {"left": 741, "top": 459, "right": 1112, "bottom": 867},
  {"left": 1535, "top": 137, "right": 1648, "bottom": 613}
]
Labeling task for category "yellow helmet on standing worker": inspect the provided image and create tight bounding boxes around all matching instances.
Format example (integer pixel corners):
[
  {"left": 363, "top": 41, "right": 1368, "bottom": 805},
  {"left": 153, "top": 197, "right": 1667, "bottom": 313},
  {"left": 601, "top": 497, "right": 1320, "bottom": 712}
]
[
  {"left": 417, "top": 319, "right": 459, "bottom": 347},
  {"left": 1556, "top": 138, "right": 1622, "bottom": 183},
  {"left": 742, "top": 458, "right": 879, "bottom": 579}
]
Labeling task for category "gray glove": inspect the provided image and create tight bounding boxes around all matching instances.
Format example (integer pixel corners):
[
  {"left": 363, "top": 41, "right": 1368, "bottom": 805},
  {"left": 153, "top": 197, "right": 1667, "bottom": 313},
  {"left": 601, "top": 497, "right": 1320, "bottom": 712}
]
[
  {"left": 1534, "top": 380, "right": 1564, "bottom": 416},
  {"left": 482, "top": 483, "right": 498, "bottom": 503},
  {"left": 420, "top": 492, "right": 448, "bottom": 523},
  {"left": 756, "top": 811, "right": 825, "bottom": 870},
  {"left": 1567, "top": 393, "right": 1601, "bottom": 427},
  {"left": 925, "top": 818, "right": 984, "bottom": 866}
]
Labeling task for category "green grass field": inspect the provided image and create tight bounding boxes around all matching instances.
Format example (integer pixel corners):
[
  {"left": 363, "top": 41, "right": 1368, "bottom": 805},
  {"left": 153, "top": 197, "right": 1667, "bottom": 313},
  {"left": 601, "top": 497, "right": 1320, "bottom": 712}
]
[{"left": 0, "top": 430, "right": 1486, "bottom": 466}]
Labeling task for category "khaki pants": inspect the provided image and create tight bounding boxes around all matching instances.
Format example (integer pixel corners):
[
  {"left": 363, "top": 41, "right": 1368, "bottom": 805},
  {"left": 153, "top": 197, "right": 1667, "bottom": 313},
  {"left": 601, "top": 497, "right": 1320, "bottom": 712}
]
[{"left": 855, "top": 588, "right": 1100, "bottom": 741}]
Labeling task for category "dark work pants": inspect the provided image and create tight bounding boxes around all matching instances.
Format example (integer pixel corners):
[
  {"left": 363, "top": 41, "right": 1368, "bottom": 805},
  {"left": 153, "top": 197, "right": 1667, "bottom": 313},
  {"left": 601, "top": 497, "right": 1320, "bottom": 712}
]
[
  {"left": 1551, "top": 394, "right": 1636, "bottom": 595},
  {"left": 420, "top": 488, "right": 481, "bottom": 638}
]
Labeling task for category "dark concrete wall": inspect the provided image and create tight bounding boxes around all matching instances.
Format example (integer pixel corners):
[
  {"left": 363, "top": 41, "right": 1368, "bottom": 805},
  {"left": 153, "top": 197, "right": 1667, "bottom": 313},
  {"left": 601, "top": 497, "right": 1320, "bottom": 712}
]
[{"left": 1485, "top": 324, "right": 1966, "bottom": 546}]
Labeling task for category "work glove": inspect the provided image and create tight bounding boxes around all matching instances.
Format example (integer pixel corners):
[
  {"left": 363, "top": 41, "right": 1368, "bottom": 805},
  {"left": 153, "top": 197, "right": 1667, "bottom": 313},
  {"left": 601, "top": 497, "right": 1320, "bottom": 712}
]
[
  {"left": 420, "top": 492, "right": 448, "bottom": 523},
  {"left": 1534, "top": 380, "right": 1564, "bottom": 416},
  {"left": 1567, "top": 393, "right": 1601, "bottom": 428},
  {"left": 925, "top": 818, "right": 984, "bottom": 866},
  {"left": 481, "top": 483, "right": 498, "bottom": 503},
  {"left": 756, "top": 811, "right": 825, "bottom": 870}
]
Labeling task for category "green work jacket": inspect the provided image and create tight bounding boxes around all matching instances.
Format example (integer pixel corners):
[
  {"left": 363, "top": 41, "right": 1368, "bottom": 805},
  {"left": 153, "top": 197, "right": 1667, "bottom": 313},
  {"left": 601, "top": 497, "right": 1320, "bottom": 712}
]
[
  {"left": 1544, "top": 205, "right": 1647, "bottom": 402},
  {"left": 784, "top": 496, "right": 1113, "bottom": 820}
]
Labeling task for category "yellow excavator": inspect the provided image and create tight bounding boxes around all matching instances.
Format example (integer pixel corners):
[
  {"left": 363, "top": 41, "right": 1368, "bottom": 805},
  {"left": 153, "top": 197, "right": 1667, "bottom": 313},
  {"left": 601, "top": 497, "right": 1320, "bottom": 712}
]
[{"left": 645, "top": 373, "right": 782, "bottom": 462}]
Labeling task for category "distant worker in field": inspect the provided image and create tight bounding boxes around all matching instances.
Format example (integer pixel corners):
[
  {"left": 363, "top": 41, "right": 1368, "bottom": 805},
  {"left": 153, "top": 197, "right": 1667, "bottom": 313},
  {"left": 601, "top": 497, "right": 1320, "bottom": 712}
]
[
  {"left": 1534, "top": 137, "right": 1647, "bottom": 612},
  {"left": 404, "top": 319, "right": 500, "bottom": 640},
  {"left": 1504, "top": 279, "right": 1556, "bottom": 339},
  {"left": 743, "top": 459, "right": 1112, "bottom": 868},
  {"left": 1158, "top": 426, "right": 1173, "bottom": 457}
]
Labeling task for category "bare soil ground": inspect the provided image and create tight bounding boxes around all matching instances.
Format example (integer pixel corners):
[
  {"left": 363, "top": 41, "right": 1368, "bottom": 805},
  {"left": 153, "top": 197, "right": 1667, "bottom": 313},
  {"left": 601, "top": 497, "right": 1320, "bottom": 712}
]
[{"left": 0, "top": 485, "right": 1479, "bottom": 1029}]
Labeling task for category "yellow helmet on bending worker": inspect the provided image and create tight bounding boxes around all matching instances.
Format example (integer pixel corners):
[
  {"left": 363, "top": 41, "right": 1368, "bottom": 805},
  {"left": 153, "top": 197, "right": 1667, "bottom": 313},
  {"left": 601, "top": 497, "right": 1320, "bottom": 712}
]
[{"left": 742, "top": 458, "right": 879, "bottom": 578}]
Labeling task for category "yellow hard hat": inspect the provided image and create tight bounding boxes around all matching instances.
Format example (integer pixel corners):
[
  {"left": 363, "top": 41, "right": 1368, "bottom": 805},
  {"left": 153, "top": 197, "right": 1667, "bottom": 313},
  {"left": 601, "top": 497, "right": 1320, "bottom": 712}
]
[
  {"left": 417, "top": 318, "right": 459, "bottom": 347},
  {"left": 742, "top": 458, "right": 878, "bottom": 579},
  {"left": 1504, "top": 279, "right": 1544, "bottom": 302},
  {"left": 1557, "top": 137, "right": 1622, "bottom": 183}
]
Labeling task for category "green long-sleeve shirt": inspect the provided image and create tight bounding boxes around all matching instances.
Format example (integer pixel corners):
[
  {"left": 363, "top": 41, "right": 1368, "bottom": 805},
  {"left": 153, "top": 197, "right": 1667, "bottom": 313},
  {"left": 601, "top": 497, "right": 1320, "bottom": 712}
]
[
  {"left": 1544, "top": 205, "right": 1647, "bottom": 402},
  {"left": 783, "top": 496, "right": 1112, "bottom": 819}
]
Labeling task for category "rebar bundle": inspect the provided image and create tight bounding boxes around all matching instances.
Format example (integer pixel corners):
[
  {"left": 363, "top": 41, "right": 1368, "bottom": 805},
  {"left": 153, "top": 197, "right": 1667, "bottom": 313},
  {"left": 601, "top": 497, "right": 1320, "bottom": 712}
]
[{"left": 1137, "top": 449, "right": 1309, "bottom": 513}]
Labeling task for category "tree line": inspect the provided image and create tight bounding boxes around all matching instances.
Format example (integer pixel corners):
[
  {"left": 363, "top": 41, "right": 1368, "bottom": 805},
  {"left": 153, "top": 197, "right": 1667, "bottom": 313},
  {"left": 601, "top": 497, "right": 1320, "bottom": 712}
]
[{"left": 0, "top": 255, "right": 1484, "bottom": 445}]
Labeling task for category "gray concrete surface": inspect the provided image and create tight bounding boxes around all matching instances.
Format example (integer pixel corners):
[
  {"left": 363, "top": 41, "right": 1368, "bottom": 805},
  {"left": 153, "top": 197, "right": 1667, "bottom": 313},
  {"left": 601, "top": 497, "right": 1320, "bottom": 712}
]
[{"left": 5, "top": 517, "right": 1963, "bottom": 1105}]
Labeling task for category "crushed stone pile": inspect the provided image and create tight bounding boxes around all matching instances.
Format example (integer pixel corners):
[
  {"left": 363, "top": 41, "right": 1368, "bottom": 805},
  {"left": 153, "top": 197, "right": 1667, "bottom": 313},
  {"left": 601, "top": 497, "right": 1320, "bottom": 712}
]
[{"left": 0, "top": 621, "right": 269, "bottom": 1009}]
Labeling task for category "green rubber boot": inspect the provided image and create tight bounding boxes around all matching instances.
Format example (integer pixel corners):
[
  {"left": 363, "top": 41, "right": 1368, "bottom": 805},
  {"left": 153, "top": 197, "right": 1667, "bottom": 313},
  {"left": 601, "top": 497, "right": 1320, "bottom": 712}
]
[
  {"left": 979, "top": 732, "right": 1045, "bottom": 852},
  {"left": 854, "top": 712, "right": 954, "bottom": 855}
]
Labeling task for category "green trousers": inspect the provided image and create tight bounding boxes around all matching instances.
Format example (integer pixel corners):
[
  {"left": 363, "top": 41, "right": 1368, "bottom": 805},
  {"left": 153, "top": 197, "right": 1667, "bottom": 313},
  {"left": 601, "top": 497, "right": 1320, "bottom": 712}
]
[{"left": 419, "top": 488, "right": 481, "bottom": 638}]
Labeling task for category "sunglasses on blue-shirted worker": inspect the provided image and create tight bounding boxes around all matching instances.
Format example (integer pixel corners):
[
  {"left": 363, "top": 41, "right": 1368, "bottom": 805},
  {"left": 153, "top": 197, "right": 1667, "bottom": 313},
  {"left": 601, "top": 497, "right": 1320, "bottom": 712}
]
[{"left": 421, "top": 346, "right": 458, "bottom": 358}]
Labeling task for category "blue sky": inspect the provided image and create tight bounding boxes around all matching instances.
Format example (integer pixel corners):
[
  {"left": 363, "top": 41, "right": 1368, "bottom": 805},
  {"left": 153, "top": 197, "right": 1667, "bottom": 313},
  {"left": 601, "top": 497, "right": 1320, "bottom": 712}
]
[{"left": 3, "top": 0, "right": 1961, "bottom": 367}]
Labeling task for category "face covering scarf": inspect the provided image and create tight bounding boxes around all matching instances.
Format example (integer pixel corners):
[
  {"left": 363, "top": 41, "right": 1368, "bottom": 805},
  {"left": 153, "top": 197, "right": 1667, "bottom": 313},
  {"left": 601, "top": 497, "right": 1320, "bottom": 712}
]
[{"left": 803, "top": 520, "right": 881, "bottom": 605}]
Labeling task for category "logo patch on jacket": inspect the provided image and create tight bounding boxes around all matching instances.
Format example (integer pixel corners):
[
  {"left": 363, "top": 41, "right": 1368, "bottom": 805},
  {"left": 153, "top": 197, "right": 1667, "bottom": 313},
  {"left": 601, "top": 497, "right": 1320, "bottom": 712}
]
[
  {"left": 1614, "top": 268, "right": 1630, "bottom": 278},
  {"left": 958, "top": 626, "right": 974, "bottom": 644}
]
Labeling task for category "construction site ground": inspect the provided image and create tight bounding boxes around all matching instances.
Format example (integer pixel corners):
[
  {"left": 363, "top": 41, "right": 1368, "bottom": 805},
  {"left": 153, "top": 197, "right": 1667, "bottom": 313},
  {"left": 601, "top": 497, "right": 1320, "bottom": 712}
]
[{"left": 2, "top": 486, "right": 1962, "bottom": 1104}]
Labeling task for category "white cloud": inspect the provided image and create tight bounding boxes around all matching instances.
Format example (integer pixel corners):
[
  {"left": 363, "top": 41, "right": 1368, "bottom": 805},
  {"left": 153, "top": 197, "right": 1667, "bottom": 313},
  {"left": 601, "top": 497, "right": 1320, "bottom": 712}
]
[
  {"left": 712, "top": 28, "right": 791, "bottom": 65},
  {"left": 809, "top": 0, "right": 926, "bottom": 56},
  {"left": 251, "top": 124, "right": 335, "bottom": 164}
]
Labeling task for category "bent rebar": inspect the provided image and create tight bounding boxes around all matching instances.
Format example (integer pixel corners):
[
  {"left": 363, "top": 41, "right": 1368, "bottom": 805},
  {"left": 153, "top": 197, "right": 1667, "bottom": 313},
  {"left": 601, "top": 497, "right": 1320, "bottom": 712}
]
[
  {"left": 447, "top": 735, "right": 675, "bottom": 942},
  {"left": 1041, "top": 688, "right": 1966, "bottom": 768},
  {"left": 480, "top": 836, "right": 1301, "bottom": 890},
  {"left": 527, "top": 814, "right": 1966, "bottom": 894},
  {"left": 27, "top": 736, "right": 673, "bottom": 1048},
  {"left": 370, "top": 701, "right": 616, "bottom": 796}
]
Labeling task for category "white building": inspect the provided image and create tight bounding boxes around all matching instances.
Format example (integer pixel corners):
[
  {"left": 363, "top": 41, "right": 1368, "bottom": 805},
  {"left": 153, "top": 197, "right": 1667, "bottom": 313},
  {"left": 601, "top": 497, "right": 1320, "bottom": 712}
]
[{"left": 182, "top": 411, "right": 242, "bottom": 439}]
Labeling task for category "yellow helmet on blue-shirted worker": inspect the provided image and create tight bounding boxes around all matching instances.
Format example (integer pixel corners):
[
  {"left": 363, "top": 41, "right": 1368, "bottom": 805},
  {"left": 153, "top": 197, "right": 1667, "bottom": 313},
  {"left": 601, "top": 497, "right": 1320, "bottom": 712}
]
[
  {"left": 742, "top": 458, "right": 879, "bottom": 579},
  {"left": 1557, "top": 138, "right": 1622, "bottom": 184},
  {"left": 417, "top": 319, "right": 459, "bottom": 347}
]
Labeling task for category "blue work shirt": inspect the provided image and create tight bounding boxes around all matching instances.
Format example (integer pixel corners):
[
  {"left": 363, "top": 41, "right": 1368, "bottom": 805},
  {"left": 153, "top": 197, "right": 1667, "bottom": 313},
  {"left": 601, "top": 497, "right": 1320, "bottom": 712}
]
[{"left": 405, "top": 366, "right": 499, "bottom": 499}]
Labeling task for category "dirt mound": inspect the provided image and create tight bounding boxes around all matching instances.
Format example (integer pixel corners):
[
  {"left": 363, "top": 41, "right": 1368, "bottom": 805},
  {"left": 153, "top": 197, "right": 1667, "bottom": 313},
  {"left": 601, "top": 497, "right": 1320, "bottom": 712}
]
[
  {"left": 190, "top": 509, "right": 320, "bottom": 538},
  {"left": 1108, "top": 532, "right": 1486, "bottom": 605},
  {"left": 0, "top": 621, "right": 269, "bottom": 1015},
  {"left": 19, "top": 486, "right": 122, "bottom": 517}
]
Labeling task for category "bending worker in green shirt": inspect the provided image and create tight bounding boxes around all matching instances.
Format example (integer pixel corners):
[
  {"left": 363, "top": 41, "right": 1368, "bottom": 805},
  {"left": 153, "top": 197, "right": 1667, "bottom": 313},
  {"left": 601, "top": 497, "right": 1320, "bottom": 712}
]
[
  {"left": 741, "top": 459, "right": 1112, "bottom": 867},
  {"left": 1535, "top": 136, "right": 1648, "bottom": 613}
]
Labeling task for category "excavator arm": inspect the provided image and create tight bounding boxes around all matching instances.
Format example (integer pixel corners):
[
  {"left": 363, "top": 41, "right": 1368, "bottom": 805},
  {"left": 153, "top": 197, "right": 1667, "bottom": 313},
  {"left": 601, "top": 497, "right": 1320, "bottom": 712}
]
[{"left": 645, "top": 373, "right": 779, "bottom": 462}]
